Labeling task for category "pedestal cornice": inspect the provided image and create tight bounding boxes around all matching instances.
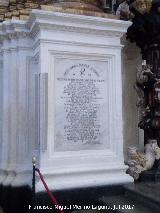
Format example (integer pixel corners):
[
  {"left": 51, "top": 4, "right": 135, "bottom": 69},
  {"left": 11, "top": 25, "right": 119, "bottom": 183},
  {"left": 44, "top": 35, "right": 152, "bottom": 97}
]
[
  {"left": 0, "top": 10, "right": 131, "bottom": 40},
  {"left": 27, "top": 9, "right": 131, "bottom": 38}
]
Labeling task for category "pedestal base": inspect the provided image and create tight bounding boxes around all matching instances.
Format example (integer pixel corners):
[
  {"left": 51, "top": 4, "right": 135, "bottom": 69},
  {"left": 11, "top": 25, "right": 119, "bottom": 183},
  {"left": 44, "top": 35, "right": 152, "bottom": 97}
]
[
  {"left": 35, "top": 167, "right": 132, "bottom": 192},
  {"left": 0, "top": 9, "right": 132, "bottom": 191}
]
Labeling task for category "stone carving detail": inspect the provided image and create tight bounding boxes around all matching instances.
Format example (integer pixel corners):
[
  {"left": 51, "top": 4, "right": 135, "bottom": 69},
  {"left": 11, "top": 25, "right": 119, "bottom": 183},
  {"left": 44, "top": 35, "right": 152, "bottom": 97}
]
[
  {"left": 55, "top": 59, "right": 108, "bottom": 152},
  {"left": 115, "top": 0, "right": 157, "bottom": 20},
  {"left": 63, "top": 78, "right": 101, "bottom": 145},
  {"left": 126, "top": 140, "right": 160, "bottom": 180},
  {"left": 134, "top": 63, "right": 153, "bottom": 126},
  {"left": 116, "top": 1, "right": 131, "bottom": 20},
  {"left": 128, "top": 0, "right": 153, "bottom": 15},
  {"left": 133, "top": 61, "right": 158, "bottom": 130}
]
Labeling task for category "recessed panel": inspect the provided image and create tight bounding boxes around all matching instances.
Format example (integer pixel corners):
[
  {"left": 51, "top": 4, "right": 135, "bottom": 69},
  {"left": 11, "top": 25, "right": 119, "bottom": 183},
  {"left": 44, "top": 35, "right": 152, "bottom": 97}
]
[{"left": 54, "top": 57, "right": 109, "bottom": 152}]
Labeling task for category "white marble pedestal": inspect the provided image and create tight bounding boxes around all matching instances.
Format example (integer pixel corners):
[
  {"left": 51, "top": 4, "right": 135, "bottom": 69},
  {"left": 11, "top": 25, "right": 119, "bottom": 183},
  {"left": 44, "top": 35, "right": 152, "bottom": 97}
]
[{"left": 0, "top": 10, "right": 133, "bottom": 191}]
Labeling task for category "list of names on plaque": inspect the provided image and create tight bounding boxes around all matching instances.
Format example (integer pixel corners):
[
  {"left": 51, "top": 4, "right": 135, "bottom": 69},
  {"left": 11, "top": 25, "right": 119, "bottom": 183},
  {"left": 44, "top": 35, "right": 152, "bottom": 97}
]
[{"left": 55, "top": 59, "right": 108, "bottom": 152}]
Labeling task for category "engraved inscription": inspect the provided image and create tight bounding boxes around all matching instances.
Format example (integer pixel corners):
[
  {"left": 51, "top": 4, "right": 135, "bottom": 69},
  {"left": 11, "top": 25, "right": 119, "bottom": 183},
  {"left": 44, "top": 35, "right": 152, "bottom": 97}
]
[
  {"left": 61, "top": 78, "right": 102, "bottom": 144},
  {"left": 55, "top": 59, "right": 108, "bottom": 152}
]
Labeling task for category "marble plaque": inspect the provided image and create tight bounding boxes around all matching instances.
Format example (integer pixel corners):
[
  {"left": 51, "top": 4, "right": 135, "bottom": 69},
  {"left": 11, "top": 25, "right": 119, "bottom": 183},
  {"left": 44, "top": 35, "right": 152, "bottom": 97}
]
[{"left": 54, "top": 58, "right": 109, "bottom": 152}]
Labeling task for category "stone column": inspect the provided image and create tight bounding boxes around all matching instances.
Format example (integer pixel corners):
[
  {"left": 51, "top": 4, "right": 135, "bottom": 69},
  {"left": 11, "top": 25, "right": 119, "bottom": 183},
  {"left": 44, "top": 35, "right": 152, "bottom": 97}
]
[{"left": 53, "top": 0, "right": 103, "bottom": 12}]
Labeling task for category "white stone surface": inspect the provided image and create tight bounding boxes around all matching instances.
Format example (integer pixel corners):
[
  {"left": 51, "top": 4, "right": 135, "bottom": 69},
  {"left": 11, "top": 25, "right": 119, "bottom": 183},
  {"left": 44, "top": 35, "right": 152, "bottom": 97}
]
[
  {"left": 54, "top": 58, "right": 109, "bottom": 152},
  {"left": 0, "top": 10, "right": 134, "bottom": 190}
]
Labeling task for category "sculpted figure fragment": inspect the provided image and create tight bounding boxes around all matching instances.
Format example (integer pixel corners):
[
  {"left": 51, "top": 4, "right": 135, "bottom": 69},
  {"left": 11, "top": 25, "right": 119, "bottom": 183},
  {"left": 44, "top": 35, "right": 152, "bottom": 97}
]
[{"left": 126, "top": 140, "right": 160, "bottom": 180}]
